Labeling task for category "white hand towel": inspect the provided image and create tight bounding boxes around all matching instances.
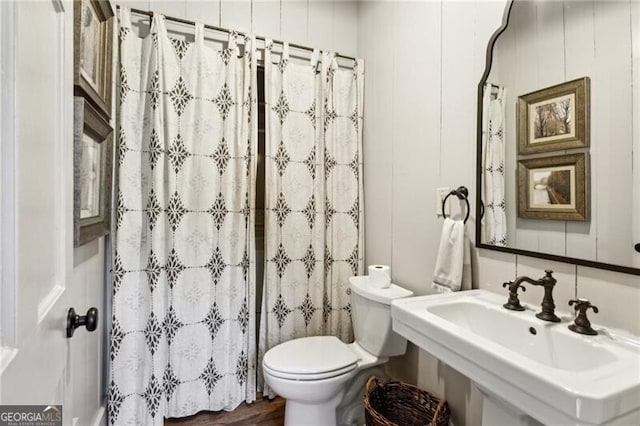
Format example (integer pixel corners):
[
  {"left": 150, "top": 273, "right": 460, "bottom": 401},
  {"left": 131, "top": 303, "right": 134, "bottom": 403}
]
[{"left": 432, "top": 218, "right": 471, "bottom": 293}]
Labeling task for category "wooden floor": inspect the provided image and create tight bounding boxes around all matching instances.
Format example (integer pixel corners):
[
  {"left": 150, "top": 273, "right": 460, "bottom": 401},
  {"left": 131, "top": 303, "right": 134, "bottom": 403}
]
[{"left": 165, "top": 397, "right": 285, "bottom": 426}]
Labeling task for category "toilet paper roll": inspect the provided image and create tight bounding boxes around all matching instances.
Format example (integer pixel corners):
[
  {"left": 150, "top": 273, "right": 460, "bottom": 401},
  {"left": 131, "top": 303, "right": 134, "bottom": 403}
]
[{"left": 368, "top": 265, "right": 391, "bottom": 289}]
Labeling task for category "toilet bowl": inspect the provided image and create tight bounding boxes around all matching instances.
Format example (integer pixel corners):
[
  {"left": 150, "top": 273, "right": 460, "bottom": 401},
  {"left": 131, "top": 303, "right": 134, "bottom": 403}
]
[{"left": 262, "top": 277, "right": 413, "bottom": 426}]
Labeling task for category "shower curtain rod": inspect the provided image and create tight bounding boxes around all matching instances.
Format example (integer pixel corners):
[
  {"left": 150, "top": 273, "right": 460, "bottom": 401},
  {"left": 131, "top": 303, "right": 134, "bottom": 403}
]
[{"left": 121, "top": 6, "right": 357, "bottom": 62}]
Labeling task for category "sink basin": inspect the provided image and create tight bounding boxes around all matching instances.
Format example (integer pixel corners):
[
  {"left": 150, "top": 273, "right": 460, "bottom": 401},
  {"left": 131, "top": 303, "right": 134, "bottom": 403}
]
[{"left": 391, "top": 290, "right": 640, "bottom": 425}]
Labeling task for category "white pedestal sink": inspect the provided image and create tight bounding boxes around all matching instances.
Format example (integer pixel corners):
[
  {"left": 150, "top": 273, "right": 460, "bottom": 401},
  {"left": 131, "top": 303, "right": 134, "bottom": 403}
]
[{"left": 391, "top": 290, "right": 640, "bottom": 426}]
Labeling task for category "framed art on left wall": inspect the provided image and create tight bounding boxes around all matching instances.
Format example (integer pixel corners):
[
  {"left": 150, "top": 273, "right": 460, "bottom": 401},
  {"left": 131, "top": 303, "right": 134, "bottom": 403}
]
[
  {"left": 73, "top": 97, "right": 113, "bottom": 247},
  {"left": 73, "top": 0, "right": 114, "bottom": 119}
]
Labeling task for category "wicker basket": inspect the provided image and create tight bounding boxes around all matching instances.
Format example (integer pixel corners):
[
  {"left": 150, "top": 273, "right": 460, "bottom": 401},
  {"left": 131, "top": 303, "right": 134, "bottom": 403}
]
[{"left": 363, "top": 376, "right": 450, "bottom": 426}]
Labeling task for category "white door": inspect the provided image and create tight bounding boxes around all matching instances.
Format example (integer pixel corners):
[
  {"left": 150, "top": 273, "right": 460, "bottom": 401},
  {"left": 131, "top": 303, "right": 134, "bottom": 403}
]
[{"left": 0, "top": 1, "right": 107, "bottom": 425}]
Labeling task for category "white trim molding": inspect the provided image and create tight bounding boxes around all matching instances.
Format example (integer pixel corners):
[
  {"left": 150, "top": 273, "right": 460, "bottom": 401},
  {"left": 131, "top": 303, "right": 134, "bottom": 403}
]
[{"left": 0, "top": 0, "right": 17, "bottom": 348}]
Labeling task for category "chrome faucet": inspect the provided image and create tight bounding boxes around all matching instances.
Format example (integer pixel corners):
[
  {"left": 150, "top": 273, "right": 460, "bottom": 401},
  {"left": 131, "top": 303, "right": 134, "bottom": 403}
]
[{"left": 504, "top": 270, "right": 561, "bottom": 322}]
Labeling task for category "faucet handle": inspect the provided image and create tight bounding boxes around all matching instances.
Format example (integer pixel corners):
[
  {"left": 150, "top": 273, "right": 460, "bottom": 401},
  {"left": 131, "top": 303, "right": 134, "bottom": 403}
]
[
  {"left": 502, "top": 280, "right": 526, "bottom": 311},
  {"left": 569, "top": 298, "right": 599, "bottom": 314},
  {"left": 568, "top": 298, "right": 599, "bottom": 335},
  {"left": 502, "top": 280, "right": 526, "bottom": 292}
]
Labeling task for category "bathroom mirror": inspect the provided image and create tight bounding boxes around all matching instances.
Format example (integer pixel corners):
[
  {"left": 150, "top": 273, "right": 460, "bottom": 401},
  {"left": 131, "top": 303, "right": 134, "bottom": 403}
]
[{"left": 476, "top": 0, "right": 640, "bottom": 275}]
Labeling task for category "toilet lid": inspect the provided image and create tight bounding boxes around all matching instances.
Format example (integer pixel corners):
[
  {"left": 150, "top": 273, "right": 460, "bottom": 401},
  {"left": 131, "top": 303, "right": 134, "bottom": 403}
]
[{"left": 263, "top": 336, "right": 358, "bottom": 379}]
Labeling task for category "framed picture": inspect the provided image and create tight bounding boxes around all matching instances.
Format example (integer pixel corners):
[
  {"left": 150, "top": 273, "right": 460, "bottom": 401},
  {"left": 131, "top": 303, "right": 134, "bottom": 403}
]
[
  {"left": 74, "top": 97, "right": 113, "bottom": 247},
  {"left": 73, "top": 0, "right": 114, "bottom": 120},
  {"left": 517, "top": 153, "right": 589, "bottom": 221},
  {"left": 517, "top": 77, "right": 590, "bottom": 154}
]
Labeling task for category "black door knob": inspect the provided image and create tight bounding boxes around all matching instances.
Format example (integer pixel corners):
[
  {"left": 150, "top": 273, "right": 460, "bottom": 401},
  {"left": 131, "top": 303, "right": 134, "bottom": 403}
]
[
  {"left": 66, "top": 307, "right": 98, "bottom": 338},
  {"left": 635, "top": 243, "right": 640, "bottom": 253}
]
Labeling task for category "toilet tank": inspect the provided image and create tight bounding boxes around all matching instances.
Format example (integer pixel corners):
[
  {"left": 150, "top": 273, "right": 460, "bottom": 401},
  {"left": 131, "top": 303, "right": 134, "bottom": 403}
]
[{"left": 349, "top": 276, "right": 414, "bottom": 357}]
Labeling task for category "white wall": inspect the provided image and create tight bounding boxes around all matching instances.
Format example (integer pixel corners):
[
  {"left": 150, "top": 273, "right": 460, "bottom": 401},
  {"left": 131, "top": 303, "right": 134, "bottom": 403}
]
[
  {"left": 358, "top": 1, "right": 640, "bottom": 425},
  {"left": 115, "top": 0, "right": 357, "bottom": 58},
  {"left": 104, "top": 1, "right": 640, "bottom": 424}
]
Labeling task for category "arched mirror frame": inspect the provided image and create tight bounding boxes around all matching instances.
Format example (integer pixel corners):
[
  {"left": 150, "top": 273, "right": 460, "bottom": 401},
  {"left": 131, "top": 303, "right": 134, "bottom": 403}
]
[{"left": 475, "top": 0, "right": 640, "bottom": 276}]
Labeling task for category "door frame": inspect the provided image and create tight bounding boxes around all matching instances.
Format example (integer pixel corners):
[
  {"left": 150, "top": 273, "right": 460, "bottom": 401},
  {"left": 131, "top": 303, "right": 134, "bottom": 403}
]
[{"left": 0, "top": 0, "right": 17, "bottom": 355}]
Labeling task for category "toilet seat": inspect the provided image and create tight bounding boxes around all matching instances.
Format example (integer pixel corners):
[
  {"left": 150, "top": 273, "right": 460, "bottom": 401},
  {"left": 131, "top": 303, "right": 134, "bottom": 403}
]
[
  {"left": 263, "top": 336, "right": 359, "bottom": 381},
  {"left": 263, "top": 361, "right": 357, "bottom": 381}
]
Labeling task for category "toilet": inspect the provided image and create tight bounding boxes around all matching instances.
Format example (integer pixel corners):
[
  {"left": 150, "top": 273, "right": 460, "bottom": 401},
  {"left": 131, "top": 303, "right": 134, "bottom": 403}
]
[{"left": 262, "top": 276, "right": 414, "bottom": 426}]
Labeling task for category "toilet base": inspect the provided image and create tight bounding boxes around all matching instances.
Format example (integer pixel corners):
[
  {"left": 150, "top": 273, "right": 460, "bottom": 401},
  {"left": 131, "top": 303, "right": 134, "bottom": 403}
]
[
  {"left": 279, "top": 365, "right": 389, "bottom": 426},
  {"left": 284, "top": 391, "right": 345, "bottom": 426},
  {"left": 336, "top": 365, "right": 387, "bottom": 425}
]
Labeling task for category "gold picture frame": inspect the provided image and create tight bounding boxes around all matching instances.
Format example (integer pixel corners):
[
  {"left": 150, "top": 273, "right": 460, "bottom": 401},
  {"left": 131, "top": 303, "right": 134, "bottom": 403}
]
[
  {"left": 73, "top": 0, "right": 114, "bottom": 120},
  {"left": 73, "top": 97, "right": 113, "bottom": 247},
  {"left": 517, "top": 77, "right": 590, "bottom": 155},
  {"left": 518, "top": 153, "right": 589, "bottom": 221}
]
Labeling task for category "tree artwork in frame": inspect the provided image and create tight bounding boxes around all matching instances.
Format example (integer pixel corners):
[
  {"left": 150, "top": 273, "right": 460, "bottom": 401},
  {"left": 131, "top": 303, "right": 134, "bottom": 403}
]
[
  {"left": 74, "top": 97, "right": 113, "bottom": 247},
  {"left": 517, "top": 153, "right": 589, "bottom": 222},
  {"left": 517, "top": 77, "right": 590, "bottom": 155},
  {"left": 73, "top": 0, "right": 114, "bottom": 120}
]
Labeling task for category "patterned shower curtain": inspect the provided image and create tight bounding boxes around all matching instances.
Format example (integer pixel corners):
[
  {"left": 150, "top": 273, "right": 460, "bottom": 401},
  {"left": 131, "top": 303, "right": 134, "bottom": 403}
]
[
  {"left": 109, "top": 9, "right": 257, "bottom": 424},
  {"left": 481, "top": 83, "right": 507, "bottom": 246},
  {"left": 258, "top": 42, "right": 365, "bottom": 394}
]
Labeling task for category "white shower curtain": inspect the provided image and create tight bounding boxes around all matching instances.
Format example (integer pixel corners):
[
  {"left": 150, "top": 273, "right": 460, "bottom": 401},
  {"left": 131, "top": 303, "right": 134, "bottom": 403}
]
[
  {"left": 481, "top": 83, "right": 507, "bottom": 246},
  {"left": 109, "top": 9, "right": 257, "bottom": 424},
  {"left": 258, "top": 42, "right": 365, "bottom": 395}
]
